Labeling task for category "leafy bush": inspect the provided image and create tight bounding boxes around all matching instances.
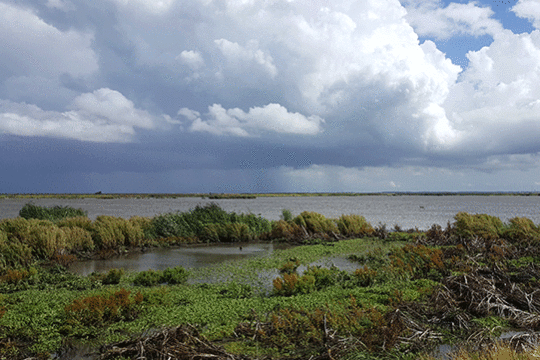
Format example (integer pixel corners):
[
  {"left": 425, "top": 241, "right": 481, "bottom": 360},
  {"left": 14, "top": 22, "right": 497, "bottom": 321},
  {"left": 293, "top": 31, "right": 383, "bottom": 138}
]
[
  {"left": 389, "top": 244, "right": 445, "bottom": 280},
  {"left": 56, "top": 216, "right": 93, "bottom": 231},
  {"left": 161, "top": 266, "right": 189, "bottom": 285},
  {"left": 62, "top": 226, "right": 94, "bottom": 252},
  {"left": 453, "top": 212, "right": 505, "bottom": 241},
  {"left": 353, "top": 266, "right": 378, "bottom": 287},
  {"left": 273, "top": 273, "right": 316, "bottom": 296},
  {"left": 279, "top": 259, "right": 301, "bottom": 274},
  {"left": 152, "top": 203, "right": 270, "bottom": 242},
  {"left": 200, "top": 223, "right": 251, "bottom": 242},
  {"left": 65, "top": 288, "right": 143, "bottom": 327},
  {"left": 268, "top": 220, "right": 304, "bottom": 241},
  {"left": 19, "top": 203, "right": 87, "bottom": 222},
  {"left": 102, "top": 268, "right": 124, "bottom": 285},
  {"left": 281, "top": 209, "right": 293, "bottom": 222},
  {"left": 293, "top": 211, "right": 338, "bottom": 235},
  {"left": 303, "top": 265, "right": 342, "bottom": 290},
  {"left": 503, "top": 217, "right": 540, "bottom": 243},
  {"left": 133, "top": 269, "right": 163, "bottom": 287},
  {"left": 91, "top": 216, "right": 145, "bottom": 249},
  {"left": 336, "top": 214, "right": 374, "bottom": 237}
]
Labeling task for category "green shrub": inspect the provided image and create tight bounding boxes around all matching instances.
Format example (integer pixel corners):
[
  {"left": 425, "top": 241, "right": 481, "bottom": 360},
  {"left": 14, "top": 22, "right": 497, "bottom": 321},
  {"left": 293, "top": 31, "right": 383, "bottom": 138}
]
[
  {"left": 268, "top": 220, "right": 304, "bottom": 241},
  {"left": 293, "top": 211, "right": 338, "bottom": 235},
  {"left": 56, "top": 216, "right": 93, "bottom": 231},
  {"left": 453, "top": 212, "right": 505, "bottom": 240},
  {"left": 19, "top": 203, "right": 87, "bottom": 222},
  {"left": 200, "top": 223, "right": 252, "bottom": 243},
  {"left": 129, "top": 216, "right": 156, "bottom": 240},
  {"left": 503, "top": 217, "right": 540, "bottom": 243},
  {"left": 234, "top": 213, "right": 272, "bottom": 237},
  {"left": 336, "top": 214, "right": 374, "bottom": 237},
  {"left": 91, "top": 216, "right": 145, "bottom": 249},
  {"left": 133, "top": 269, "right": 162, "bottom": 286},
  {"left": 102, "top": 268, "right": 124, "bottom": 285},
  {"left": 281, "top": 209, "right": 293, "bottom": 222},
  {"left": 353, "top": 266, "right": 378, "bottom": 287},
  {"left": 161, "top": 266, "right": 189, "bottom": 285},
  {"left": 303, "top": 266, "right": 341, "bottom": 290},
  {"left": 62, "top": 226, "right": 94, "bottom": 252},
  {"left": 65, "top": 288, "right": 143, "bottom": 327},
  {"left": 279, "top": 259, "right": 301, "bottom": 274}
]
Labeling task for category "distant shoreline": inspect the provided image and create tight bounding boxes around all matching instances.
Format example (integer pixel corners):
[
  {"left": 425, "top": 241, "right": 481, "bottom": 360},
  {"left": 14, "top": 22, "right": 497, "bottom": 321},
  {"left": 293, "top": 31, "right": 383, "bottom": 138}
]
[{"left": 1, "top": 191, "right": 539, "bottom": 199}]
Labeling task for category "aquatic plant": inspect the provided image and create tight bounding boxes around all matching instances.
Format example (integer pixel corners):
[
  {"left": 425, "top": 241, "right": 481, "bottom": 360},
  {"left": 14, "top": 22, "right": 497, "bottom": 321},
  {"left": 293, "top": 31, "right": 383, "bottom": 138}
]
[
  {"left": 65, "top": 288, "right": 143, "bottom": 327},
  {"left": 19, "top": 203, "right": 87, "bottom": 222}
]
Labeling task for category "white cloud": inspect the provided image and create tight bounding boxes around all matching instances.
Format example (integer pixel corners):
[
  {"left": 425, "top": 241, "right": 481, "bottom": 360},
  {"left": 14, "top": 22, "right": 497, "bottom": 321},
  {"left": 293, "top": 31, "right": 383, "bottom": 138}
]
[
  {"left": 443, "top": 29, "right": 540, "bottom": 154},
  {"left": 183, "top": 103, "right": 323, "bottom": 136},
  {"left": 0, "top": 2, "right": 98, "bottom": 78},
  {"left": 177, "top": 50, "right": 205, "bottom": 70},
  {"left": 214, "top": 39, "right": 277, "bottom": 78},
  {"left": 403, "top": 0, "right": 503, "bottom": 39},
  {"left": 0, "top": 88, "right": 156, "bottom": 143},
  {"left": 513, "top": 0, "right": 540, "bottom": 29}
]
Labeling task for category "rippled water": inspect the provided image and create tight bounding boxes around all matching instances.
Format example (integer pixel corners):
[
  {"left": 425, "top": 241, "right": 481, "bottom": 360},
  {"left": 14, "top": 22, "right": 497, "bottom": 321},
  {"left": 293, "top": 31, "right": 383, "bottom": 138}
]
[{"left": 2, "top": 195, "right": 540, "bottom": 229}]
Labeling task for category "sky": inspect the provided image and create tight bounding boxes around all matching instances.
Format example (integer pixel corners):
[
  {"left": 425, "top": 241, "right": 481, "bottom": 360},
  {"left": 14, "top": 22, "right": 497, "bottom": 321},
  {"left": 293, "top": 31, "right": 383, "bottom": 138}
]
[{"left": 1, "top": 0, "right": 540, "bottom": 193}]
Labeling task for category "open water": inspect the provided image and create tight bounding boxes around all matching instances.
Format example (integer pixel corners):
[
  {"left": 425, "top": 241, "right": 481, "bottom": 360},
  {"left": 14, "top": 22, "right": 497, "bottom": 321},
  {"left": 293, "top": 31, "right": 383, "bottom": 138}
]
[{"left": 2, "top": 195, "right": 540, "bottom": 230}]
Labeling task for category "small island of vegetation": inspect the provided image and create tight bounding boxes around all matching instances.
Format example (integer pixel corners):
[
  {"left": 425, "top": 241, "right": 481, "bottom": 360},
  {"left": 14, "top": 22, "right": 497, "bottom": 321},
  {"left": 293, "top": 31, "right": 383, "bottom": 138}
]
[{"left": 1, "top": 203, "right": 540, "bottom": 359}]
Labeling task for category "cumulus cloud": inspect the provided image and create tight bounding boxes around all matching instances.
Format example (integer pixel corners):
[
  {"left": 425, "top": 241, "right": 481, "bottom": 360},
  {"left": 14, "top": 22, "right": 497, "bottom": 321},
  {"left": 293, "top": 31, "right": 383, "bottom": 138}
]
[
  {"left": 403, "top": 0, "right": 503, "bottom": 39},
  {"left": 182, "top": 103, "right": 323, "bottom": 137},
  {"left": 0, "top": 89, "right": 155, "bottom": 143},
  {"left": 214, "top": 39, "right": 277, "bottom": 78},
  {"left": 177, "top": 50, "right": 205, "bottom": 70},
  {"left": 0, "top": 2, "right": 98, "bottom": 78},
  {"left": 513, "top": 0, "right": 540, "bottom": 29},
  {"left": 443, "top": 29, "right": 540, "bottom": 154}
]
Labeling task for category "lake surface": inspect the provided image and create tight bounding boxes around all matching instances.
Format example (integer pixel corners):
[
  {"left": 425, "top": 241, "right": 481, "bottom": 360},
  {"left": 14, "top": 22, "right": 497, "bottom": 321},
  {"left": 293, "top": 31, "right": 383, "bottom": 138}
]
[{"left": 2, "top": 195, "right": 540, "bottom": 230}]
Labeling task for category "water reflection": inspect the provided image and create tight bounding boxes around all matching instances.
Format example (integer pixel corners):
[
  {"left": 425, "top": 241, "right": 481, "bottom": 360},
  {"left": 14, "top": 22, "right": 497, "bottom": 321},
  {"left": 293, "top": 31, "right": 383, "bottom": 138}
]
[{"left": 69, "top": 242, "right": 290, "bottom": 276}]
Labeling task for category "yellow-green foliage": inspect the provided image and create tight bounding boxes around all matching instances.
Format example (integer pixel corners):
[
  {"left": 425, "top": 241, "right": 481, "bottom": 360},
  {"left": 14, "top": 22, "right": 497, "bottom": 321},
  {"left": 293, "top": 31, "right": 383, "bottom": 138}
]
[
  {"left": 200, "top": 223, "right": 251, "bottom": 242},
  {"left": 0, "top": 218, "right": 66, "bottom": 259},
  {"left": 91, "top": 216, "right": 145, "bottom": 249},
  {"left": 336, "top": 214, "right": 374, "bottom": 237},
  {"left": 504, "top": 217, "right": 540, "bottom": 243},
  {"left": 268, "top": 220, "right": 303, "bottom": 240},
  {"left": 62, "top": 226, "right": 94, "bottom": 252},
  {"left": 293, "top": 211, "right": 338, "bottom": 235},
  {"left": 129, "top": 216, "right": 155, "bottom": 238},
  {"left": 56, "top": 216, "right": 93, "bottom": 231},
  {"left": 453, "top": 212, "right": 505, "bottom": 240}
]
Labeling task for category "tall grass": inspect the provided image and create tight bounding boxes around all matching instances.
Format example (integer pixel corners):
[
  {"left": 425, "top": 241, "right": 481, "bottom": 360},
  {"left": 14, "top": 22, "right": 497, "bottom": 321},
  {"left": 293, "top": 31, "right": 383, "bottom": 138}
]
[{"left": 19, "top": 203, "right": 87, "bottom": 222}]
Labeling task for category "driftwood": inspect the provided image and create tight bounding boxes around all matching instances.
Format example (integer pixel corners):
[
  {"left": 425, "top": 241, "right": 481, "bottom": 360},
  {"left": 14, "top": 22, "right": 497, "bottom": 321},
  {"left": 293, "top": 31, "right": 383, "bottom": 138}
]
[{"left": 98, "top": 325, "right": 250, "bottom": 360}]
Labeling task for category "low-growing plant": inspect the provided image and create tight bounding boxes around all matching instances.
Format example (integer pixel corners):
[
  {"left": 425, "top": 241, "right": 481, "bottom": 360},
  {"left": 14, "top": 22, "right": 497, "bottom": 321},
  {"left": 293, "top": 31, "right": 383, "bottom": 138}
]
[
  {"left": 65, "top": 288, "right": 143, "bottom": 327},
  {"left": 161, "top": 266, "right": 189, "bottom": 285},
  {"left": 102, "top": 268, "right": 124, "bottom": 285},
  {"left": 278, "top": 258, "right": 301, "bottom": 274},
  {"left": 389, "top": 244, "right": 445, "bottom": 280},
  {"left": 353, "top": 266, "right": 378, "bottom": 287},
  {"left": 133, "top": 269, "right": 163, "bottom": 287}
]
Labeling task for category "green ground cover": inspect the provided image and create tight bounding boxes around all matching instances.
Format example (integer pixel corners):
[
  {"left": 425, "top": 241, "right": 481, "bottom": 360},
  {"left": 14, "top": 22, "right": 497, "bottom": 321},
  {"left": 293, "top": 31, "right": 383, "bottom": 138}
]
[{"left": 2, "top": 206, "right": 540, "bottom": 359}]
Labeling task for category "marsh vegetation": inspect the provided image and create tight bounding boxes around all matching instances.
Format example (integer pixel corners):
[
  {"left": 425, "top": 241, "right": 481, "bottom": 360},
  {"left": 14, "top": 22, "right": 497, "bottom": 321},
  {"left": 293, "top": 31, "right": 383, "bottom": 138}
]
[{"left": 2, "top": 204, "right": 540, "bottom": 359}]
